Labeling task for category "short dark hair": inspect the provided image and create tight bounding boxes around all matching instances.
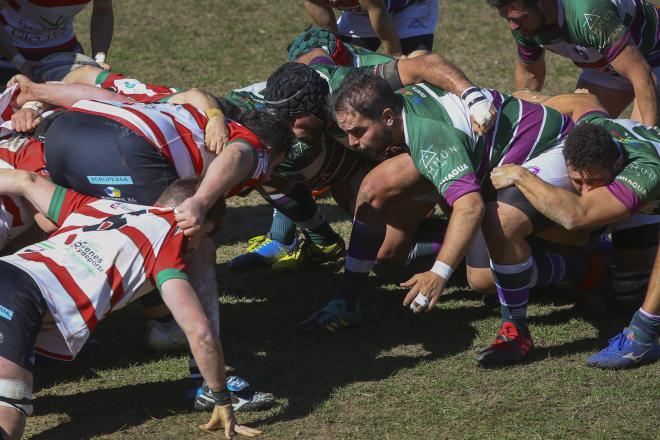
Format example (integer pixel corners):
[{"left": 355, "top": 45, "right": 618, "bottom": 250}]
[
  {"left": 236, "top": 108, "right": 294, "bottom": 158},
  {"left": 214, "top": 97, "right": 242, "bottom": 120},
  {"left": 332, "top": 69, "right": 401, "bottom": 120},
  {"left": 486, "top": 0, "right": 537, "bottom": 7},
  {"left": 156, "top": 176, "right": 226, "bottom": 226},
  {"left": 564, "top": 123, "right": 620, "bottom": 171}
]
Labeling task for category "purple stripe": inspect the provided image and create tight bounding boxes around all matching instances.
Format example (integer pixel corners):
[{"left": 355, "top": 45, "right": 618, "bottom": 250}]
[
  {"left": 497, "top": 287, "right": 529, "bottom": 307},
  {"left": 517, "top": 42, "right": 543, "bottom": 63},
  {"left": 629, "top": 1, "right": 645, "bottom": 48},
  {"left": 607, "top": 180, "right": 644, "bottom": 213},
  {"left": 269, "top": 195, "right": 293, "bottom": 209},
  {"left": 501, "top": 100, "right": 545, "bottom": 165},
  {"left": 347, "top": 220, "right": 386, "bottom": 260},
  {"left": 309, "top": 56, "right": 335, "bottom": 66},
  {"left": 352, "top": 219, "right": 387, "bottom": 235},
  {"left": 443, "top": 172, "right": 480, "bottom": 206},
  {"left": 602, "top": 33, "right": 631, "bottom": 62},
  {"left": 559, "top": 116, "right": 574, "bottom": 139}
]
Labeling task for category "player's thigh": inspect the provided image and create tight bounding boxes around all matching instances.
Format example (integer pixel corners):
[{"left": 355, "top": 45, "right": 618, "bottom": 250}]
[
  {"left": 358, "top": 154, "right": 434, "bottom": 206},
  {"left": 576, "top": 71, "right": 635, "bottom": 118}
]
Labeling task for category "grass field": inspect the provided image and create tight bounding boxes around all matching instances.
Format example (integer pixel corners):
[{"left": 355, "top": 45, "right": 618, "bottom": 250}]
[{"left": 23, "top": 1, "right": 659, "bottom": 439}]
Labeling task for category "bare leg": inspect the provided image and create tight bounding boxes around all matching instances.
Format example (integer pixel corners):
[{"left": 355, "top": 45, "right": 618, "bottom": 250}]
[{"left": 0, "top": 358, "right": 32, "bottom": 440}]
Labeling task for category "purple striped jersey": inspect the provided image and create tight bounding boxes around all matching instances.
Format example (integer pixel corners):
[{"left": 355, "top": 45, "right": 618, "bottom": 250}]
[
  {"left": 514, "top": 0, "right": 660, "bottom": 72},
  {"left": 399, "top": 83, "right": 573, "bottom": 206}
]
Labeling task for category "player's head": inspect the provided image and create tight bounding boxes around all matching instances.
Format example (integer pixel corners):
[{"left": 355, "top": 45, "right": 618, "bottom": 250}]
[
  {"left": 214, "top": 96, "right": 242, "bottom": 120},
  {"left": 487, "top": 0, "right": 546, "bottom": 36},
  {"left": 287, "top": 28, "right": 350, "bottom": 66},
  {"left": 235, "top": 109, "right": 295, "bottom": 181},
  {"left": 564, "top": 123, "right": 623, "bottom": 194},
  {"left": 264, "top": 62, "right": 329, "bottom": 143},
  {"left": 332, "top": 70, "right": 402, "bottom": 158},
  {"left": 156, "top": 177, "right": 226, "bottom": 237}
]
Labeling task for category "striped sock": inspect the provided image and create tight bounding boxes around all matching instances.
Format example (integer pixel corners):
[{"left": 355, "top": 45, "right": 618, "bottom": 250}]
[
  {"left": 531, "top": 251, "right": 588, "bottom": 287},
  {"left": 491, "top": 258, "right": 534, "bottom": 335},
  {"left": 337, "top": 220, "right": 386, "bottom": 310},
  {"left": 630, "top": 308, "right": 660, "bottom": 344},
  {"left": 406, "top": 217, "right": 446, "bottom": 265}
]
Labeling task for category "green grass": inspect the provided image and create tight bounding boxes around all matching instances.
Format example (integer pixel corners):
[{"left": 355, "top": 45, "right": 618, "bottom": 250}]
[{"left": 23, "top": 1, "right": 659, "bottom": 439}]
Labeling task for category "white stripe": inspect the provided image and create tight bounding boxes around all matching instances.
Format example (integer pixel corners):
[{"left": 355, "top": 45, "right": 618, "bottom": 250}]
[{"left": 417, "top": 84, "right": 474, "bottom": 143}]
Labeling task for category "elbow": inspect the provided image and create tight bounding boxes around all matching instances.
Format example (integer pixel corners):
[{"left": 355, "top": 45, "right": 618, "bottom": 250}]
[{"left": 560, "top": 214, "right": 587, "bottom": 231}]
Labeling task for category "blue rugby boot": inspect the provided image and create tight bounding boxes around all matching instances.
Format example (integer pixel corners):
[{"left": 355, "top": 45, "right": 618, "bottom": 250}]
[{"left": 586, "top": 327, "right": 660, "bottom": 369}]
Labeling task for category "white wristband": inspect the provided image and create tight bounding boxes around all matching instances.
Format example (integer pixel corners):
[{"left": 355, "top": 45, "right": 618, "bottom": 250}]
[
  {"left": 10, "top": 53, "right": 26, "bottom": 70},
  {"left": 21, "top": 100, "right": 45, "bottom": 114},
  {"left": 430, "top": 260, "right": 453, "bottom": 280},
  {"left": 94, "top": 53, "right": 106, "bottom": 63}
]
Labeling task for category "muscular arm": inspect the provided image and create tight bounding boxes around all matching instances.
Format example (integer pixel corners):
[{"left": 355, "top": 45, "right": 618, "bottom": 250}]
[
  {"left": 11, "top": 75, "right": 131, "bottom": 107},
  {"left": 160, "top": 278, "right": 227, "bottom": 390},
  {"left": 609, "top": 43, "right": 658, "bottom": 126},
  {"left": 304, "top": 0, "right": 339, "bottom": 33},
  {"left": 90, "top": 0, "right": 114, "bottom": 62},
  {"left": 360, "top": 0, "right": 402, "bottom": 57},
  {"left": 397, "top": 52, "right": 474, "bottom": 96},
  {"left": 169, "top": 88, "right": 228, "bottom": 154},
  {"left": 437, "top": 192, "right": 485, "bottom": 269},
  {"left": 514, "top": 55, "right": 546, "bottom": 91},
  {"left": 0, "top": 170, "right": 55, "bottom": 215},
  {"left": 496, "top": 165, "right": 631, "bottom": 229}
]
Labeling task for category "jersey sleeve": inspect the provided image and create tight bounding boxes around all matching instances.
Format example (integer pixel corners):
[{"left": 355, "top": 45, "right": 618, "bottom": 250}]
[
  {"left": 152, "top": 225, "right": 189, "bottom": 292},
  {"left": 512, "top": 30, "right": 544, "bottom": 64},
  {"left": 408, "top": 117, "right": 480, "bottom": 206},
  {"left": 608, "top": 155, "right": 660, "bottom": 213},
  {"left": 572, "top": 0, "right": 629, "bottom": 60},
  {"left": 47, "top": 186, "right": 99, "bottom": 226}
]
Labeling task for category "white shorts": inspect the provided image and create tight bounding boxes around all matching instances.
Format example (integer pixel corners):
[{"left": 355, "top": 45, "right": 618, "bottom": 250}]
[
  {"left": 337, "top": 0, "right": 438, "bottom": 39},
  {"left": 520, "top": 144, "right": 573, "bottom": 190},
  {"left": 578, "top": 66, "right": 660, "bottom": 92}
]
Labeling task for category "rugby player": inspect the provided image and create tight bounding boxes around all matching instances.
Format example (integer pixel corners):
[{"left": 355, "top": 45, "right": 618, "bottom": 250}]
[
  {"left": 0, "top": 0, "right": 113, "bottom": 85},
  {"left": 490, "top": 92, "right": 660, "bottom": 368},
  {"left": 304, "top": 0, "right": 438, "bottom": 57},
  {"left": 294, "top": 70, "right": 590, "bottom": 335},
  {"left": 490, "top": 0, "right": 659, "bottom": 125},
  {"left": 0, "top": 173, "right": 261, "bottom": 440}
]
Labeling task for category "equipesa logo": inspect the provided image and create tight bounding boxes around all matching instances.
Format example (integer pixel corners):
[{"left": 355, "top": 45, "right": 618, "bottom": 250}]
[{"left": 88, "top": 176, "right": 133, "bottom": 185}]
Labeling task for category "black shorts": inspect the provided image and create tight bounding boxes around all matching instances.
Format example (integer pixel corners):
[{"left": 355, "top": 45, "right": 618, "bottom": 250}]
[
  {"left": 0, "top": 261, "right": 47, "bottom": 371},
  {"left": 44, "top": 111, "right": 179, "bottom": 205},
  {"left": 338, "top": 33, "right": 434, "bottom": 55}
]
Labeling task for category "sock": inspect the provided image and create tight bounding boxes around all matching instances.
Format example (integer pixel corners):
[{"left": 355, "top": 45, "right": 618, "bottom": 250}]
[
  {"left": 491, "top": 258, "right": 534, "bottom": 335},
  {"left": 406, "top": 217, "right": 447, "bottom": 265},
  {"left": 269, "top": 209, "right": 297, "bottom": 245},
  {"left": 189, "top": 354, "right": 202, "bottom": 385},
  {"left": 531, "top": 251, "right": 589, "bottom": 288},
  {"left": 336, "top": 219, "right": 386, "bottom": 310},
  {"left": 266, "top": 183, "right": 339, "bottom": 245},
  {"left": 630, "top": 308, "right": 660, "bottom": 344}
]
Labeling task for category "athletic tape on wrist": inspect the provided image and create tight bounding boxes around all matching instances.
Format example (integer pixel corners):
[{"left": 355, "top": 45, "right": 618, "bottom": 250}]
[
  {"left": 430, "top": 260, "right": 453, "bottom": 280},
  {"left": 21, "top": 100, "right": 45, "bottom": 114},
  {"left": 94, "top": 53, "right": 106, "bottom": 63},
  {"left": 210, "top": 387, "right": 232, "bottom": 406},
  {"left": 460, "top": 87, "right": 487, "bottom": 109},
  {"left": 11, "top": 53, "right": 26, "bottom": 70}
]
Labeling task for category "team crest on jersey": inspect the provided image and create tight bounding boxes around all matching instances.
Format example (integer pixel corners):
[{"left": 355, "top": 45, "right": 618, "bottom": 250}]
[{"left": 104, "top": 187, "right": 122, "bottom": 198}]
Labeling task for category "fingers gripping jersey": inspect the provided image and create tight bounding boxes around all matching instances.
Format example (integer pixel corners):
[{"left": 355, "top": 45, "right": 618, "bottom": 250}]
[
  {"left": 578, "top": 112, "right": 660, "bottom": 213},
  {"left": 95, "top": 71, "right": 182, "bottom": 104},
  {"left": 514, "top": 0, "right": 660, "bottom": 73},
  {"left": 1, "top": 187, "right": 188, "bottom": 360},
  {"left": 399, "top": 84, "right": 572, "bottom": 205}
]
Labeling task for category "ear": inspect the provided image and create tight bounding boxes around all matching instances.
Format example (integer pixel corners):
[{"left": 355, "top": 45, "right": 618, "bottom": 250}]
[{"left": 382, "top": 108, "right": 395, "bottom": 127}]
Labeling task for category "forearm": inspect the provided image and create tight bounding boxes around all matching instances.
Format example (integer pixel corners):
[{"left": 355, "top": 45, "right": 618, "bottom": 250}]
[
  {"left": 304, "top": 0, "right": 338, "bottom": 32},
  {"left": 630, "top": 73, "right": 658, "bottom": 126},
  {"left": 90, "top": 1, "right": 114, "bottom": 58},
  {"left": 169, "top": 88, "right": 221, "bottom": 113},
  {"left": 436, "top": 193, "right": 484, "bottom": 269},
  {"left": 193, "top": 145, "right": 253, "bottom": 210},
  {"left": 363, "top": 1, "right": 401, "bottom": 56},
  {"left": 514, "top": 58, "right": 545, "bottom": 91},
  {"left": 25, "top": 82, "right": 131, "bottom": 107},
  {"left": 399, "top": 52, "right": 474, "bottom": 96}
]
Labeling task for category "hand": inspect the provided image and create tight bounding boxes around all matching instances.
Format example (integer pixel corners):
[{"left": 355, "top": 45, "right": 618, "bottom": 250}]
[
  {"left": 200, "top": 404, "right": 262, "bottom": 439},
  {"left": 7, "top": 74, "right": 37, "bottom": 107},
  {"left": 97, "top": 61, "right": 111, "bottom": 71},
  {"left": 401, "top": 271, "right": 447, "bottom": 313},
  {"left": 205, "top": 116, "right": 228, "bottom": 155},
  {"left": 174, "top": 196, "right": 207, "bottom": 237},
  {"left": 469, "top": 101, "right": 496, "bottom": 136},
  {"left": 10, "top": 108, "right": 41, "bottom": 132},
  {"left": 490, "top": 164, "right": 524, "bottom": 190}
]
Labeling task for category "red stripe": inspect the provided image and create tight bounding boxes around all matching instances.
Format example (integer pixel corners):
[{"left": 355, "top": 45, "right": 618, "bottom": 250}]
[
  {"left": 34, "top": 346, "right": 73, "bottom": 361},
  {"left": 19, "top": 252, "right": 99, "bottom": 330},
  {"left": 49, "top": 224, "right": 79, "bottom": 238},
  {"left": 1, "top": 195, "right": 22, "bottom": 226},
  {"left": 106, "top": 265, "right": 126, "bottom": 311},
  {"left": 182, "top": 104, "right": 207, "bottom": 130},
  {"left": 163, "top": 112, "right": 203, "bottom": 175},
  {"left": 118, "top": 225, "right": 157, "bottom": 280},
  {"left": 120, "top": 106, "right": 175, "bottom": 163},
  {"left": 1, "top": 105, "right": 14, "bottom": 123}
]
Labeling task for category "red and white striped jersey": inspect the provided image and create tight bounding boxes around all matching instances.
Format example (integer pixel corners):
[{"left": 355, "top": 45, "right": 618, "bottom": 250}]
[
  {"left": 0, "top": 134, "right": 46, "bottom": 250},
  {"left": 0, "top": 0, "right": 91, "bottom": 52},
  {"left": 95, "top": 71, "right": 181, "bottom": 104},
  {"left": 1, "top": 186, "right": 189, "bottom": 360},
  {"left": 67, "top": 100, "right": 270, "bottom": 193}
]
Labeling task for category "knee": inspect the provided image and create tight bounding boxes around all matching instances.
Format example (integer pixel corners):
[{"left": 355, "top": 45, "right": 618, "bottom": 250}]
[
  {"left": 356, "top": 176, "right": 391, "bottom": 212},
  {"left": 467, "top": 266, "right": 496, "bottom": 294}
]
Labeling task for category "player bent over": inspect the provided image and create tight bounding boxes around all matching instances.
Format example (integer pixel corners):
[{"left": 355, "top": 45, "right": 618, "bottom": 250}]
[
  {"left": 490, "top": 92, "right": 660, "bottom": 368},
  {"left": 0, "top": 173, "right": 261, "bottom": 439}
]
